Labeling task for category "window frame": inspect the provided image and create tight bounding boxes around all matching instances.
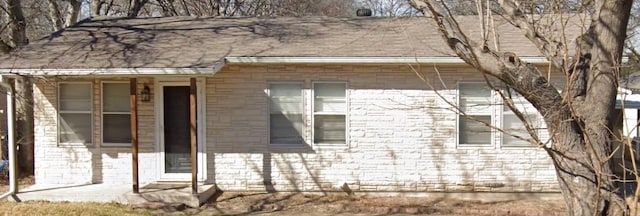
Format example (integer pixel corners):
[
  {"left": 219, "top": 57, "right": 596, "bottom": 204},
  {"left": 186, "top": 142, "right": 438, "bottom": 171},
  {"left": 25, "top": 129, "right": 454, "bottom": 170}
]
[
  {"left": 499, "top": 91, "right": 542, "bottom": 148},
  {"left": 456, "top": 81, "right": 496, "bottom": 149},
  {"left": 311, "top": 81, "right": 349, "bottom": 147},
  {"left": 267, "top": 81, "right": 306, "bottom": 146},
  {"left": 57, "top": 82, "right": 94, "bottom": 147},
  {"left": 101, "top": 81, "right": 132, "bottom": 147}
]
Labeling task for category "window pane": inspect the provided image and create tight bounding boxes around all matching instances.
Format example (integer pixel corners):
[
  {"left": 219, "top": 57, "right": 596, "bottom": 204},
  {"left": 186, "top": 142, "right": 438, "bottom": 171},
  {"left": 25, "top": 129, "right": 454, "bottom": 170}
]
[
  {"left": 269, "top": 83, "right": 303, "bottom": 144},
  {"left": 104, "top": 114, "right": 131, "bottom": 144},
  {"left": 314, "top": 115, "right": 345, "bottom": 144},
  {"left": 503, "top": 97, "right": 538, "bottom": 115},
  {"left": 502, "top": 113, "right": 536, "bottom": 147},
  {"left": 314, "top": 83, "right": 346, "bottom": 113},
  {"left": 270, "top": 95, "right": 303, "bottom": 114},
  {"left": 270, "top": 114, "right": 303, "bottom": 144},
  {"left": 459, "top": 115, "right": 491, "bottom": 145},
  {"left": 460, "top": 83, "right": 491, "bottom": 114},
  {"left": 60, "top": 83, "right": 92, "bottom": 111},
  {"left": 60, "top": 113, "right": 92, "bottom": 144},
  {"left": 104, "top": 83, "right": 130, "bottom": 112}
]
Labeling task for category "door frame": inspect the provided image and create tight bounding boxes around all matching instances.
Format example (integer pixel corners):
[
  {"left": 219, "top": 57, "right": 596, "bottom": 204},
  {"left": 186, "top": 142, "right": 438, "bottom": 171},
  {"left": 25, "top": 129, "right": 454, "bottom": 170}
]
[{"left": 155, "top": 77, "right": 207, "bottom": 181}]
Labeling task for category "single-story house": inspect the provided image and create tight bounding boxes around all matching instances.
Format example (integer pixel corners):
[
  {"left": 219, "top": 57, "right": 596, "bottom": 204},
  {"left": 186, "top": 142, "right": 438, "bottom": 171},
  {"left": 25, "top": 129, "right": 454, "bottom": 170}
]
[{"left": 0, "top": 15, "right": 637, "bottom": 198}]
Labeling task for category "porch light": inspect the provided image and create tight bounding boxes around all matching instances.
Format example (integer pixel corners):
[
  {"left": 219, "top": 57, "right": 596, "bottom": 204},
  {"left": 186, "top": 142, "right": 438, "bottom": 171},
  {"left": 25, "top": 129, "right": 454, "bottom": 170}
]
[{"left": 140, "top": 85, "right": 151, "bottom": 102}]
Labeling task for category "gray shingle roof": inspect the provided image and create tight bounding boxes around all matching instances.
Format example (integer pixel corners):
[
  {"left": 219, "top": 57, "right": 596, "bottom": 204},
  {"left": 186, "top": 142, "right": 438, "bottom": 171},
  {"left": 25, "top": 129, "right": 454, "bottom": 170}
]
[{"left": 0, "top": 16, "right": 583, "bottom": 70}]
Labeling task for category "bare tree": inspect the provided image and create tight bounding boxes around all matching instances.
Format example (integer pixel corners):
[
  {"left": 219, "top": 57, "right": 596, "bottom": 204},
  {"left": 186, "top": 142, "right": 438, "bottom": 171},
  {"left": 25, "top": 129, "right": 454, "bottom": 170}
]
[
  {"left": 127, "top": 0, "right": 148, "bottom": 17},
  {"left": 144, "top": 0, "right": 356, "bottom": 17},
  {"left": 359, "top": 0, "right": 420, "bottom": 16},
  {"left": 147, "top": 0, "right": 244, "bottom": 16},
  {"left": 47, "top": 0, "right": 82, "bottom": 31},
  {"left": 1, "top": 0, "right": 33, "bottom": 177},
  {"left": 410, "top": 0, "right": 632, "bottom": 215},
  {"left": 1, "top": 0, "right": 84, "bottom": 176}
]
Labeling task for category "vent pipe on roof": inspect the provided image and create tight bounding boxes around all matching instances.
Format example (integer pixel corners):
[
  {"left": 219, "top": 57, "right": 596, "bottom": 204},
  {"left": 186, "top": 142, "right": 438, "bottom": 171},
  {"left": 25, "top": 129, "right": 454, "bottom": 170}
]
[{"left": 356, "top": 8, "right": 373, "bottom": 17}]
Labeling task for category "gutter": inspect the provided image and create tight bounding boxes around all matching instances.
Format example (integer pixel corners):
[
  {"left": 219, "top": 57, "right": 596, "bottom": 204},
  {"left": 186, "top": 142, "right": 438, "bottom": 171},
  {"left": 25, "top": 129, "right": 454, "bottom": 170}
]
[
  {"left": 0, "top": 56, "right": 627, "bottom": 76},
  {"left": 224, "top": 56, "right": 551, "bottom": 64},
  {"left": 0, "top": 76, "right": 17, "bottom": 200},
  {"left": 0, "top": 64, "right": 225, "bottom": 76}
]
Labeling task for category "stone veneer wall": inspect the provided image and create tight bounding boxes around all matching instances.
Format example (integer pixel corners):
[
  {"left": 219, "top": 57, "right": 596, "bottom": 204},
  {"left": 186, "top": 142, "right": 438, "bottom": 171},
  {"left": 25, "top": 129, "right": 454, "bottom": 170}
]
[
  {"left": 32, "top": 64, "right": 561, "bottom": 193},
  {"left": 206, "top": 64, "right": 560, "bottom": 193}
]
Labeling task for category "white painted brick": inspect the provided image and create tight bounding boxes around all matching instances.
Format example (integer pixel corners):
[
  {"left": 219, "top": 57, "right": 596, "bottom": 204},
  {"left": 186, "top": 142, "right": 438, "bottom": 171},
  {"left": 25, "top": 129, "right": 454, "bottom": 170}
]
[{"left": 32, "top": 65, "right": 560, "bottom": 193}]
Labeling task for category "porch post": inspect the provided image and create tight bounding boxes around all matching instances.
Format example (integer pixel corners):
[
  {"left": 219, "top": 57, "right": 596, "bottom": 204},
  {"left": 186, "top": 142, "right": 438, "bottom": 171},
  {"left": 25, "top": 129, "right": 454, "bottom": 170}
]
[
  {"left": 190, "top": 78, "right": 198, "bottom": 194},
  {"left": 130, "top": 78, "right": 139, "bottom": 194}
]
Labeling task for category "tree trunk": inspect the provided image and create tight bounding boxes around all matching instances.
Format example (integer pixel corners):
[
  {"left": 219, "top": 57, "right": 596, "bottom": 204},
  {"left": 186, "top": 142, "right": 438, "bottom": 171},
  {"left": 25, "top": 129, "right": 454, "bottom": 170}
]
[
  {"left": 409, "top": 0, "right": 633, "bottom": 215},
  {"left": 92, "top": 0, "right": 105, "bottom": 17},
  {"left": 46, "top": 0, "right": 63, "bottom": 31},
  {"left": 6, "top": 0, "right": 28, "bottom": 47},
  {"left": 5, "top": 0, "right": 34, "bottom": 176},
  {"left": 65, "top": 0, "right": 82, "bottom": 27},
  {"left": 14, "top": 77, "right": 33, "bottom": 176},
  {"left": 548, "top": 108, "right": 628, "bottom": 215},
  {"left": 127, "top": 0, "right": 148, "bottom": 17}
]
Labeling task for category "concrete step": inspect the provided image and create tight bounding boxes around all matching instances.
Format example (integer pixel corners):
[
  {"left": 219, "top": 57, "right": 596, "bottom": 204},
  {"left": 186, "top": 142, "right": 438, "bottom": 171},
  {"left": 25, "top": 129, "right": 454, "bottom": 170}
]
[{"left": 123, "top": 183, "right": 217, "bottom": 207}]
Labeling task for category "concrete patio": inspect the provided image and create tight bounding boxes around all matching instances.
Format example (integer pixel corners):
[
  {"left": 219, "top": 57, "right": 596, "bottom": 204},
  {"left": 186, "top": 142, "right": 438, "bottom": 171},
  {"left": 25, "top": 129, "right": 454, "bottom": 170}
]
[{"left": 8, "top": 183, "right": 217, "bottom": 207}]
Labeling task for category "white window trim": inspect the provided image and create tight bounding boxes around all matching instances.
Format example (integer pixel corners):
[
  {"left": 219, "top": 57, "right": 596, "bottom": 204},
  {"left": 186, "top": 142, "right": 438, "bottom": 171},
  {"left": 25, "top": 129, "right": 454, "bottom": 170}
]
[
  {"left": 57, "top": 81, "right": 94, "bottom": 147},
  {"left": 311, "top": 81, "right": 349, "bottom": 148},
  {"left": 101, "top": 81, "right": 131, "bottom": 147},
  {"left": 456, "top": 81, "right": 496, "bottom": 149},
  {"left": 267, "top": 81, "right": 306, "bottom": 147}
]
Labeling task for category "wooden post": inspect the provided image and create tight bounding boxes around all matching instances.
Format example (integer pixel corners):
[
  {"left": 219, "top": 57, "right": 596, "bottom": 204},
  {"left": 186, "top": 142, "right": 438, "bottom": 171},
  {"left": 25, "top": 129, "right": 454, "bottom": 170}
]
[
  {"left": 190, "top": 78, "right": 198, "bottom": 194},
  {"left": 130, "top": 78, "right": 139, "bottom": 194}
]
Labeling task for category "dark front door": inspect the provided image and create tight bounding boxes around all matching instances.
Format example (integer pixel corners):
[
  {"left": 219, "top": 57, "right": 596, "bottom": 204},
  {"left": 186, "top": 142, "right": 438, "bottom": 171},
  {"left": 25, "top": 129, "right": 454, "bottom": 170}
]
[{"left": 163, "top": 86, "right": 191, "bottom": 173}]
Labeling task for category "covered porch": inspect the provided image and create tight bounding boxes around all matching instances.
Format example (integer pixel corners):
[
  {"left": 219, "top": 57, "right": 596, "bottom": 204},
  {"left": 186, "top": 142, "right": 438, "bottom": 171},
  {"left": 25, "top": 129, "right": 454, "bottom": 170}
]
[
  {"left": 0, "top": 66, "right": 224, "bottom": 207},
  {"left": 9, "top": 182, "right": 217, "bottom": 207}
]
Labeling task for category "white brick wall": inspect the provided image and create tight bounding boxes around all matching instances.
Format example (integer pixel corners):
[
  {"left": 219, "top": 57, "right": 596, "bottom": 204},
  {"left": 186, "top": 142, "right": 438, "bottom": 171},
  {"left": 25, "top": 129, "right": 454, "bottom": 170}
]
[
  {"left": 206, "top": 64, "right": 561, "bottom": 193},
  {"left": 32, "top": 64, "right": 561, "bottom": 193},
  {"left": 34, "top": 78, "right": 156, "bottom": 185}
]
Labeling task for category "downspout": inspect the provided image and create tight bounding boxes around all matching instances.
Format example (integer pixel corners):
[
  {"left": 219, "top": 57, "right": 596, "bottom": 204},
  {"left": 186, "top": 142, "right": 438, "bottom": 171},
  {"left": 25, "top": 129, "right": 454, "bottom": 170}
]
[{"left": 0, "top": 75, "right": 17, "bottom": 200}]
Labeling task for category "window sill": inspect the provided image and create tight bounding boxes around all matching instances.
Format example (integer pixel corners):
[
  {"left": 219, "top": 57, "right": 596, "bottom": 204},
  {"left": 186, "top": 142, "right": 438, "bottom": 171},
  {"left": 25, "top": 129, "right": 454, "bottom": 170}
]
[
  {"left": 456, "top": 144, "right": 495, "bottom": 150},
  {"left": 313, "top": 143, "right": 349, "bottom": 149},
  {"left": 101, "top": 143, "right": 132, "bottom": 148},
  {"left": 269, "top": 143, "right": 308, "bottom": 147},
  {"left": 58, "top": 143, "right": 94, "bottom": 148},
  {"left": 269, "top": 143, "right": 314, "bottom": 153},
  {"left": 500, "top": 145, "right": 537, "bottom": 149}
]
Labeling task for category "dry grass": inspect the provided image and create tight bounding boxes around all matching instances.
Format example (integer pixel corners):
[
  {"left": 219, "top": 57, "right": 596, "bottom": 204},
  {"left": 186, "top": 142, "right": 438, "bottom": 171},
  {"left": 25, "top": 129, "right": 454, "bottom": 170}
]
[
  {"left": 0, "top": 174, "right": 567, "bottom": 216},
  {"left": 0, "top": 201, "right": 151, "bottom": 216},
  {"left": 0, "top": 176, "right": 152, "bottom": 216},
  {"left": 201, "top": 192, "right": 566, "bottom": 215},
  {"left": 0, "top": 192, "right": 567, "bottom": 216},
  {"left": 0, "top": 175, "right": 34, "bottom": 193}
]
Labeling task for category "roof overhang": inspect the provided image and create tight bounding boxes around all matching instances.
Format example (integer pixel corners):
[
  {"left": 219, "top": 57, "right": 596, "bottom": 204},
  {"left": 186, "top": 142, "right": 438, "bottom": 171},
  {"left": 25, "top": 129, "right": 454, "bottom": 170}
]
[
  {"left": 0, "top": 62, "right": 226, "bottom": 76},
  {"left": 224, "top": 56, "right": 551, "bottom": 64},
  {"left": 0, "top": 56, "right": 553, "bottom": 76}
]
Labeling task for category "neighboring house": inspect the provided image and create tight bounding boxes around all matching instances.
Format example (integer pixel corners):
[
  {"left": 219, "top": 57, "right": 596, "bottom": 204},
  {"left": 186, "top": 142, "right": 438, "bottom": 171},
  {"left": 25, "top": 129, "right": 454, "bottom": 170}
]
[{"left": 0, "top": 15, "right": 627, "bottom": 194}]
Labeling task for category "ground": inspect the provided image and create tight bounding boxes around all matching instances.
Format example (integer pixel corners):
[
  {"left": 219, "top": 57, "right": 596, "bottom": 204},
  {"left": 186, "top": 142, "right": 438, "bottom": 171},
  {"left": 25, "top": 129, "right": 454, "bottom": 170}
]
[
  {"left": 187, "top": 192, "right": 567, "bottom": 215},
  {"left": 0, "top": 192, "right": 568, "bottom": 215},
  {"left": 0, "top": 176, "right": 568, "bottom": 215}
]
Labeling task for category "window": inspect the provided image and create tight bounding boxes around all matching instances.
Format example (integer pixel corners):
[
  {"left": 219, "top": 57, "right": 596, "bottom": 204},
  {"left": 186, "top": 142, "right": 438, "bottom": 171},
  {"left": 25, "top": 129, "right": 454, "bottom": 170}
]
[
  {"left": 102, "top": 82, "right": 131, "bottom": 146},
  {"left": 269, "top": 83, "right": 304, "bottom": 145},
  {"left": 58, "top": 83, "right": 93, "bottom": 145},
  {"left": 458, "top": 83, "right": 493, "bottom": 146},
  {"left": 313, "top": 82, "right": 347, "bottom": 145},
  {"left": 501, "top": 91, "right": 541, "bottom": 147}
]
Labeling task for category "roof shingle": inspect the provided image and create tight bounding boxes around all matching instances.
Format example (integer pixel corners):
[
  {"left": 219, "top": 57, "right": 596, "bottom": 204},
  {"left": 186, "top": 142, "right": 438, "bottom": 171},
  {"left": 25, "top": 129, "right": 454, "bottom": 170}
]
[{"left": 0, "top": 15, "right": 584, "bottom": 69}]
